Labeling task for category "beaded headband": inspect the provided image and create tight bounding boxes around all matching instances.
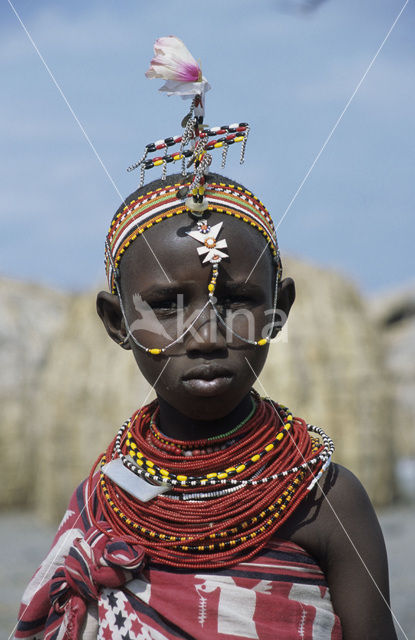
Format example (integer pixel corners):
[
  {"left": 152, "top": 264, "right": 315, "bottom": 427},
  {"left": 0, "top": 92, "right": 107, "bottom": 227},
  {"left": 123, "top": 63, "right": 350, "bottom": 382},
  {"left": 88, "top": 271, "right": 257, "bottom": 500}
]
[
  {"left": 105, "top": 181, "right": 280, "bottom": 294},
  {"left": 105, "top": 36, "right": 282, "bottom": 354}
]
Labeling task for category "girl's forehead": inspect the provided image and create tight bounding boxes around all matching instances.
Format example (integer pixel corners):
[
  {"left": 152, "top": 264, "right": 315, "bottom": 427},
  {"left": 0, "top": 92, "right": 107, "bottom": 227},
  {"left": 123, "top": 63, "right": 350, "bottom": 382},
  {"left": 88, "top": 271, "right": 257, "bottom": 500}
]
[
  {"left": 148, "top": 211, "right": 269, "bottom": 252},
  {"left": 120, "top": 211, "right": 274, "bottom": 286}
]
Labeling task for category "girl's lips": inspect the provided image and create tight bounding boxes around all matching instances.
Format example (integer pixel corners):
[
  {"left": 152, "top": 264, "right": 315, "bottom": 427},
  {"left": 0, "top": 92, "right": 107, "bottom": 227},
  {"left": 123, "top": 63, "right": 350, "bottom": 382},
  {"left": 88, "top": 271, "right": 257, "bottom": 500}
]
[
  {"left": 182, "top": 364, "right": 233, "bottom": 381},
  {"left": 182, "top": 375, "right": 233, "bottom": 397}
]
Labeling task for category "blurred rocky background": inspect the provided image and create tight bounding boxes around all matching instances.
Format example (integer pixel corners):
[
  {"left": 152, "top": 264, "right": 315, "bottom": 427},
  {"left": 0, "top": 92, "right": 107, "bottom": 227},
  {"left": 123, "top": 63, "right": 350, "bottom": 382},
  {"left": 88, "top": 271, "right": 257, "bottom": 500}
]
[
  {"left": 1, "top": 258, "right": 415, "bottom": 638},
  {"left": 1, "top": 257, "right": 415, "bottom": 521}
]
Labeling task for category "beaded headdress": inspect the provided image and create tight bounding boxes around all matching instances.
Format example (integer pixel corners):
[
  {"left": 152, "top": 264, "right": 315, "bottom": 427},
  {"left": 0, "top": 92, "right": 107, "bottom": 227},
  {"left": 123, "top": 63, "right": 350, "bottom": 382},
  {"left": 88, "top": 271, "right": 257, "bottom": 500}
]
[{"left": 105, "top": 36, "right": 282, "bottom": 354}]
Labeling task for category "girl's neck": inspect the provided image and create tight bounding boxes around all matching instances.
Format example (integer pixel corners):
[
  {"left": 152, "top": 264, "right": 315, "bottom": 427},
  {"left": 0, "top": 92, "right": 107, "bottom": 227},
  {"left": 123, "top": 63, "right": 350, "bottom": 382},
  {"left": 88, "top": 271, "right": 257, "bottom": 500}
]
[{"left": 156, "top": 392, "right": 254, "bottom": 441}]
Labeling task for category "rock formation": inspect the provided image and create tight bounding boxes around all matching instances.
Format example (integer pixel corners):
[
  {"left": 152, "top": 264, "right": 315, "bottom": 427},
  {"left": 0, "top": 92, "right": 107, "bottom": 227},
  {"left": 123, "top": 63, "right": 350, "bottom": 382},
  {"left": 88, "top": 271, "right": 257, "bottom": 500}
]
[
  {"left": 0, "top": 277, "right": 70, "bottom": 508},
  {"left": 369, "top": 284, "right": 415, "bottom": 501},
  {"left": 370, "top": 282, "right": 415, "bottom": 457},
  {"left": 32, "top": 289, "right": 155, "bottom": 522},
  {"left": 261, "top": 257, "right": 395, "bottom": 506}
]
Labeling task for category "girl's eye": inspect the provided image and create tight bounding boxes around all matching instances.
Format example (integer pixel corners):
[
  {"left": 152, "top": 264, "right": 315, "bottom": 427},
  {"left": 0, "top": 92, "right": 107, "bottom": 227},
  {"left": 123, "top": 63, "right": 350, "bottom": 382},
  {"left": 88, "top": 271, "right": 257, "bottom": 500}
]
[
  {"left": 217, "top": 295, "right": 252, "bottom": 310},
  {"left": 149, "top": 299, "right": 179, "bottom": 314}
]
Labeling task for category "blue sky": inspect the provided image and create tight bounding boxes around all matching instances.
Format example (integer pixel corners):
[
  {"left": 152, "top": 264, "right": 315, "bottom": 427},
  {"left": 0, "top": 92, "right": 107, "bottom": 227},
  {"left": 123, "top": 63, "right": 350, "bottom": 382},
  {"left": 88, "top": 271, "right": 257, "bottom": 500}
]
[{"left": 1, "top": 0, "right": 414, "bottom": 294}]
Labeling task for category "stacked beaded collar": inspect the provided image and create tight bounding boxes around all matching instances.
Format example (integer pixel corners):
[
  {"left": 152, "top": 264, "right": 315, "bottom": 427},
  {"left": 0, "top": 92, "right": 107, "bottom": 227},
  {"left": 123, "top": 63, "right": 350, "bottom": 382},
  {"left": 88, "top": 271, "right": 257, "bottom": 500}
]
[{"left": 91, "top": 393, "right": 334, "bottom": 569}]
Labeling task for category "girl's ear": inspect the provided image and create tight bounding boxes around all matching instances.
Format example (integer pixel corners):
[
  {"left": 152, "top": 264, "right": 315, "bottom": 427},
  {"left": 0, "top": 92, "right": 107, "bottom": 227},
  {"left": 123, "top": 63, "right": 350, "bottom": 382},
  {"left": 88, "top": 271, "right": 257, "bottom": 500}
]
[
  {"left": 270, "top": 277, "right": 296, "bottom": 339},
  {"left": 96, "top": 291, "right": 131, "bottom": 349}
]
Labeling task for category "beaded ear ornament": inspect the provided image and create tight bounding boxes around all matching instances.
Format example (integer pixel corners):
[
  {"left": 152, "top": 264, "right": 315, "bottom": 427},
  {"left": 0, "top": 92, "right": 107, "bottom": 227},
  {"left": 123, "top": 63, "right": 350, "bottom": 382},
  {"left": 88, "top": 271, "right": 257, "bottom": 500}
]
[{"left": 107, "top": 36, "right": 281, "bottom": 354}]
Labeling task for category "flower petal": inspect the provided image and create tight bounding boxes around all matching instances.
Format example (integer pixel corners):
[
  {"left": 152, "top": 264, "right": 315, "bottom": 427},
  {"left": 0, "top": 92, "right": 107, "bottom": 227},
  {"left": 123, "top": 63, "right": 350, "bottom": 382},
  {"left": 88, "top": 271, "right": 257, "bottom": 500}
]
[
  {"left": 145, "top": 36, "right": 201, "bottom": 83},
  {"left": 159, "top": 78, "right": 211, "bottom": 97}
]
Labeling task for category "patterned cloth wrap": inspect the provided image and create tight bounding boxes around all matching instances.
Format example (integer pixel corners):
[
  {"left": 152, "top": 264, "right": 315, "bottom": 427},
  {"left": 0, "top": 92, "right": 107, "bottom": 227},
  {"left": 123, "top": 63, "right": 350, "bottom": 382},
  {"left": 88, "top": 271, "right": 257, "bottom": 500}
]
[
  {"left": 14, "top": 480, "right": 145, "bottom": 640},
  {"left": 15, "top": 478, "right": 342, "bottom": 640}
]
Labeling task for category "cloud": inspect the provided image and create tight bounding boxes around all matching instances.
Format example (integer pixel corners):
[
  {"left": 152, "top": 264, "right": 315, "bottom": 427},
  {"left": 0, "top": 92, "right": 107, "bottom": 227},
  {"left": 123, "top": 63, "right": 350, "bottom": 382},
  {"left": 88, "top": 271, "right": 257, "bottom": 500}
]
[{"left": 274, "top": 0, "right": 330, "bottom": 13}]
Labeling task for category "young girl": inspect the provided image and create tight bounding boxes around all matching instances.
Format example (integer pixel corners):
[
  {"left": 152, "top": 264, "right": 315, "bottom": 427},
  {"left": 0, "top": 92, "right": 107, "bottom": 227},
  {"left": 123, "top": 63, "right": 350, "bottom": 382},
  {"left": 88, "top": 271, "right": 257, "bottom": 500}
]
[{"left": 15, "top": 37, "right": 397, "bottom": 640}]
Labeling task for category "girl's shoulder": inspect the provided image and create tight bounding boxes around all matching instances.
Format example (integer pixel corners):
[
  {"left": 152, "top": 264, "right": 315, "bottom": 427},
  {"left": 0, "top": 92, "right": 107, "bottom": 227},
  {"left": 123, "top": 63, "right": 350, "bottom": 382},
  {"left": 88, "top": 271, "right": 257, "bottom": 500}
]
[
  {"left": 278, "top": 463, "right": 380, "bottom": 563},
  {"left": 278, "top": 463, "right": 397, "bottom": 639}
]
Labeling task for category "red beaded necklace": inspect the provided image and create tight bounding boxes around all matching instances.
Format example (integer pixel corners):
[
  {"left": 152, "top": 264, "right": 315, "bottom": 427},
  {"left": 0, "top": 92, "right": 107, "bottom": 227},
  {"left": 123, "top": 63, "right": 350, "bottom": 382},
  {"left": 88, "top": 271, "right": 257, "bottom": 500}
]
[
  {"left": 90, "top": 393, "right": 333, "bottom": 569},
  {"left": 146, "top": 397, "right": 256, "bottom": 457}
]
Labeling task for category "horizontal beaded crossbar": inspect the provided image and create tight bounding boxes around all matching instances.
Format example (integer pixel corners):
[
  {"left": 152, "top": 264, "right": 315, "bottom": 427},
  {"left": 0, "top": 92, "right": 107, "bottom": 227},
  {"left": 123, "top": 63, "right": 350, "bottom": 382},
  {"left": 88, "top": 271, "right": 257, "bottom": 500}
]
[
  {"left": 105, "top": 181, "right": 279, "bottom": 293},
  {"left": 127, "top": 124, "right": 250, "bottom": 173}
]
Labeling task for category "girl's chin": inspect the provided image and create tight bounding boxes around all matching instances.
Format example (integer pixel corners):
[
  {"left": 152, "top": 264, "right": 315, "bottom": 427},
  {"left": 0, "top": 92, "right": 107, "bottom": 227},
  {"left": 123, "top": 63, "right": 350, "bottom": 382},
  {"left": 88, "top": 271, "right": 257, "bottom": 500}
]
[{"left": 156, "top": 388, "right": 247, "bottom": 422}]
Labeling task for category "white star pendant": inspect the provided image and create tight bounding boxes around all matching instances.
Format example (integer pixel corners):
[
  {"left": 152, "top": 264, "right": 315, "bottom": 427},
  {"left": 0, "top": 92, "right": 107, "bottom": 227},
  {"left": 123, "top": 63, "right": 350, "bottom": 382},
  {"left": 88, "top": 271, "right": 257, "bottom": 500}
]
[{"left": 186, "top": 221, "right": 229, "bottom": 264}]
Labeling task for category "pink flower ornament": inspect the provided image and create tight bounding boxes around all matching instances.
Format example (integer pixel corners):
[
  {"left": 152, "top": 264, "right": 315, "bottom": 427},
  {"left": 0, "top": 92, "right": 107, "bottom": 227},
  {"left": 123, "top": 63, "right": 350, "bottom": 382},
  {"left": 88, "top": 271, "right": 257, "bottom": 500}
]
[{"left": 145, "top": 36, "right": 211, "bottom": 98}]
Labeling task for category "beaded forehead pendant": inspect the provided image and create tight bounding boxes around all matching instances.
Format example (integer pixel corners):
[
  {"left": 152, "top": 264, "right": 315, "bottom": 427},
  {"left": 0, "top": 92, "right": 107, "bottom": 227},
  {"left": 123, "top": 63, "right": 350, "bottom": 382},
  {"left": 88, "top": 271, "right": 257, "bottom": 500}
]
[
  {"left": 186, "top": 220, "right": 228, "bottom": 298},
  {"left": 106, "top": 36, "right": 280, "bottom": 354}
]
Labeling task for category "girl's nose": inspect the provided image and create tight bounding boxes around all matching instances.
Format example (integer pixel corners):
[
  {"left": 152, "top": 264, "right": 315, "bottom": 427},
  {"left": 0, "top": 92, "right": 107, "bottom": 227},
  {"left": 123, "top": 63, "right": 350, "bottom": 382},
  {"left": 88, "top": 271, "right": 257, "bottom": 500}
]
[{"left": 185, "top": 303, "right": 227, "bottom": 355}]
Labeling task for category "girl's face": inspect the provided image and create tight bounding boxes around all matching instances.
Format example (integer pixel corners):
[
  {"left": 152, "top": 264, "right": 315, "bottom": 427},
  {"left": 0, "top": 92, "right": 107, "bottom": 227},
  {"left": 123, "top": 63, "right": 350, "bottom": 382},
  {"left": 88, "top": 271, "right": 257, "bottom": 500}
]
[{"left": 115, "top": 212, "right": 290, "bottom": 421}]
